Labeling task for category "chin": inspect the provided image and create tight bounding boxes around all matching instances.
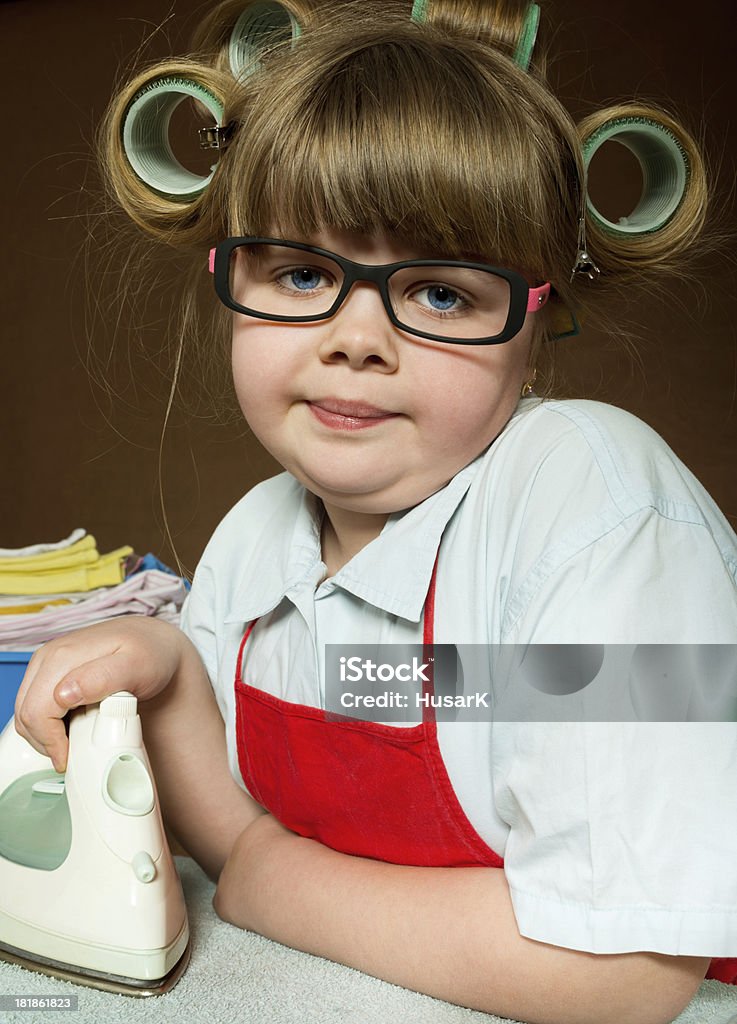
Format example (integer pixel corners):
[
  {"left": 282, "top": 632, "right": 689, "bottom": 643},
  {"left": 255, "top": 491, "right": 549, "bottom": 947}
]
[
  {"left": 310, "top": 471, "right": 451, "bottom": 517},
  {"left": 286, "top": 463, "right": 393, "bottom": 509},
  {"left": 309, "top": 478, "right": 401, "bottom": 511}
]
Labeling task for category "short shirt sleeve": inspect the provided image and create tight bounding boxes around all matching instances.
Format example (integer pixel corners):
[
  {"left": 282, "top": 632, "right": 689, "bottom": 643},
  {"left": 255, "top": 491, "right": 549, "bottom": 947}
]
[
  {"left": 493, "top": 506, "right": 737, "bottom": 957},
  {"left": 493, "top": 719, "right": 737, "bottom": 956},
  {"left": 178, "top": 564, "right": 220, "bottom": 710}
]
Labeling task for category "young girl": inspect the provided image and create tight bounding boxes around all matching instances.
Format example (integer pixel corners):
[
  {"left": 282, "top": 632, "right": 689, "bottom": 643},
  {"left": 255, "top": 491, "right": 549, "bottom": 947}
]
[{"left": 14, "top": 1, "right": 737, "bottom": 1021}]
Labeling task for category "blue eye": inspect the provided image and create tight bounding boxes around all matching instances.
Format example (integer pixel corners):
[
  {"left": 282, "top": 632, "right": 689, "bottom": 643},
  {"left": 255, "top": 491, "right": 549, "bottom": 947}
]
[
  {"left": 426, "top": 285, "right": 459, "bottom": 310},
  {"left": 411, "top": 284, "right": 466, "bottom": 314},
  {"left": 290, "top": 267, "right": 323, "bottom": 290}
]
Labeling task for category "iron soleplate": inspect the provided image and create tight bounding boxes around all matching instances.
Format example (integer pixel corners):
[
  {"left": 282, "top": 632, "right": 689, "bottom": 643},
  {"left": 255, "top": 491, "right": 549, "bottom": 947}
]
[{"left": 0, "top": 937, "right": 191, "bottom": 997}]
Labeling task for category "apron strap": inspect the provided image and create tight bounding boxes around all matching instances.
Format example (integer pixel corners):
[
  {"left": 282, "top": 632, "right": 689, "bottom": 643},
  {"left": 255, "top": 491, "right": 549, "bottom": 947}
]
[
  {"left": 236, "top": 550, "right": 441, "bottom": 718},
  {"left": 421, "top": 550, "right": 441, "bottom": 725},
  {"left": 235, "top": 617, "right": 258, "bottom": 685}
]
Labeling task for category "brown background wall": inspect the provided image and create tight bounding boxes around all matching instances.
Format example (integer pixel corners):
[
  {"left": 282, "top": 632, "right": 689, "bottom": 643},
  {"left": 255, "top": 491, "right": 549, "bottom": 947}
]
[{"left": 1, "top": 0, "right": 735, "bottom": 577}]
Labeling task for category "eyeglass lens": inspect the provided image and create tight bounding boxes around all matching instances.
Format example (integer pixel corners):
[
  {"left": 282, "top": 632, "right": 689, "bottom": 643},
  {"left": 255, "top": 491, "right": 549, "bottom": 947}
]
[{"left": 228, "top": 243, "right": 513, "bottom": 340}]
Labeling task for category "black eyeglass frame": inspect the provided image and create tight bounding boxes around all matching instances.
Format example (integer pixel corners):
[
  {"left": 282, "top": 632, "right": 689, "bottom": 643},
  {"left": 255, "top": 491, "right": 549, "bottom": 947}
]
[{"left": 210, "top": 236, "right": 549, "bottom": 346}]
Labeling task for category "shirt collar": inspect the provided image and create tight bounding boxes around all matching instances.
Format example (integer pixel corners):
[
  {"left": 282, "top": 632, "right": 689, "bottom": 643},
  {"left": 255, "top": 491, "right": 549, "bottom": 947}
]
[
  {"left": 223, "top": 485, "right": 323, "bottom": 623},
  {"left": 223, "top": 455, "right": 483, "bottom": 624},
  {"left": 323, "top": 456, "right": 481, "bottom": 621}
]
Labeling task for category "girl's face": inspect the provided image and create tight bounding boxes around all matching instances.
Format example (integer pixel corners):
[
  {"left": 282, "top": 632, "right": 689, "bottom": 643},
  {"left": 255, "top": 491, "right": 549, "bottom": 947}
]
[{"left": 231, "top": 229, "right": 535, "bottom": 518}]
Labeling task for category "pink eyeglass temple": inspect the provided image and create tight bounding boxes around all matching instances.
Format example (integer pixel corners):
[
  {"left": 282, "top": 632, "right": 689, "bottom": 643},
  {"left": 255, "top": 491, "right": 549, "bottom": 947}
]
[
  {"left": 527, "top": 282, "right": 551, "bottom": 312},
  {"left": 209, "top": 249, "right": 550, "bottom": 312}
]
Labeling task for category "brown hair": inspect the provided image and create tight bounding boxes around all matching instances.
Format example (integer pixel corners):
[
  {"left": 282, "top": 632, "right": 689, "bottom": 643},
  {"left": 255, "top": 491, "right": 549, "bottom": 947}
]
[{"left": 96, "top": 0, "right": 712, "bottom": 403}]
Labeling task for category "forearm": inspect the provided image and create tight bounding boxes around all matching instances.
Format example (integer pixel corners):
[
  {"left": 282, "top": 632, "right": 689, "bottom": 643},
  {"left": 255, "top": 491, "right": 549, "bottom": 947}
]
[
  {"left": 216, "top": 821, "right": 707, "bottom": 1024},
  {"left": 138, "top": 631, "right": 265, "bottom": 881}
]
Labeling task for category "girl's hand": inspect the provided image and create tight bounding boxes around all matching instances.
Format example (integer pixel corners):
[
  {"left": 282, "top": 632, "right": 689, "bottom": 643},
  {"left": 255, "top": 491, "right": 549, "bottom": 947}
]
[{"left": 13, "top": 616, "right": 192, "bottom": 773}]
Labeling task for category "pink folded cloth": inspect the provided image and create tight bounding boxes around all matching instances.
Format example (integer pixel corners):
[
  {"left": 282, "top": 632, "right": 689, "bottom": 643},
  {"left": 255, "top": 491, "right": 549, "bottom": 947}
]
[{"left": 0, "top": 570, "right": 187, "bottom": 650}]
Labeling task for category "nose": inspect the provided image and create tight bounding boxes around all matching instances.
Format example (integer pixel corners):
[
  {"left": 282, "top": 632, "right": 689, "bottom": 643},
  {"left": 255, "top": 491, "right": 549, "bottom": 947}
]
[{"left": 316, "top": 282, "right": 400, "bottom": 372}]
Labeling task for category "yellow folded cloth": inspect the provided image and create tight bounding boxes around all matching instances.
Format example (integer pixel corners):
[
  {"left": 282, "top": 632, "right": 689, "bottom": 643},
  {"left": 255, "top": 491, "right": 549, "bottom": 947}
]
[
  {"left": 0, "top": 546, "right": 134, "bottom": 595},
  {"left": 0, "top": 599, "right": 72, "bottom": 615},
  {"left": 0, "top": 534, "right": 98, "bottom": 573}
]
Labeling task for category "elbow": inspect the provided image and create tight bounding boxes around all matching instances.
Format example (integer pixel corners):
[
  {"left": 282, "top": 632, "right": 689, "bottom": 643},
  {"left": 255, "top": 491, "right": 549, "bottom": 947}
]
[
  {"left": 212, "top": 879, "right": 246, "bottom": 928},
  {"left": 212, "top": 872, "right": 240, "bottom": 926},
  {"left": 212, "top": 883, "right": 231, "bottom": 923}
]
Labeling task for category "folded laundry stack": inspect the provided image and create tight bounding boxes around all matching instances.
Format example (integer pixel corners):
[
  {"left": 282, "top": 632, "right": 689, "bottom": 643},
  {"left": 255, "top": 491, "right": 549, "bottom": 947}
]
[
  {"left": 0, "top": 529, "right": 188, "bottom": 650},
  {"left": 0, "top": 529, "right": 189, "bottom": 726}
]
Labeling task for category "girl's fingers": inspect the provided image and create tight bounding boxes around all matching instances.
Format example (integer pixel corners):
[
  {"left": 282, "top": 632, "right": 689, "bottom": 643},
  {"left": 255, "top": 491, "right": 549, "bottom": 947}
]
[
  {"left": 12, "top": 618, "right": 183, "bottom": 773},
  {"left": 13, "top": 646, "right": 44, "bottom": 717},
  {"left": 12, "top": 701, "right": 69, "bottom": 773},
  {"left": 14, "top": 650, "right": 140, "bottom": 773},
  {"left": 13, "top": 648, "right": 75, "bottom": 767},
  {"left": 30, "top": 720, "right": 69, "bottom": 775}
]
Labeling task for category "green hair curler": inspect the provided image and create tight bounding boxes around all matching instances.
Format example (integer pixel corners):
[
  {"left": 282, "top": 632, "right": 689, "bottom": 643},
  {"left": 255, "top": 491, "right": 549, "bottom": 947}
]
[
  {"left": 411, "top": 0, "right": 540, "bottom": 71},
  {"left": 411, "top": 0, "right": 429, "bottom": 21},
  {"left": 582, "top": 116, "right": 690, "bottom": 236},
  {"left": 512, "top": 3, "right": 540, "bottom": 72},
  {"left": 229, "top": 1, "right": 302, "bottom": 80},
  {"left": 122, "top": 77, "right": 225, "bottom": 201}
]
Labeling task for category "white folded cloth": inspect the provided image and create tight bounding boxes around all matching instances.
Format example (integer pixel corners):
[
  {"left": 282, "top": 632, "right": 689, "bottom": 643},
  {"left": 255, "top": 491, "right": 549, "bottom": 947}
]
[
  {"left": 0, "top": 529, "right": 87, "bottom": 559},
  {"left": 0, "top": 570, "right": 187, "bottom": 651}
]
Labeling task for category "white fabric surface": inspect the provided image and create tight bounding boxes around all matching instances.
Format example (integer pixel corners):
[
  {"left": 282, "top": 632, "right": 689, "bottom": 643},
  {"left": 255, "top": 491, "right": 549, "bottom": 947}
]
[
  {"left": 0, "top": 531, "right": 87, "bottom": 560},
  {"left": 0, "top": 857, "right": 735, "bottom": 1024},
  {"left": 180, "top": 397, "right": 737, "bottom": 958}
]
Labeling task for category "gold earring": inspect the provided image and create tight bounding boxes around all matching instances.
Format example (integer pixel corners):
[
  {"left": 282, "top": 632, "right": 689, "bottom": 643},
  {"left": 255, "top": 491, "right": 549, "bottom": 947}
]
[{"left": 520, "top": 369, "right": 537, "bottom": 397}]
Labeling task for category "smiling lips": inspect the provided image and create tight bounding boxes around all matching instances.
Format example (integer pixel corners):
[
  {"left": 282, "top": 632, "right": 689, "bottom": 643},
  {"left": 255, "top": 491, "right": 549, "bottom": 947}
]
[{"left": 307, "top": 399, "right": 399, "bottom": 431}]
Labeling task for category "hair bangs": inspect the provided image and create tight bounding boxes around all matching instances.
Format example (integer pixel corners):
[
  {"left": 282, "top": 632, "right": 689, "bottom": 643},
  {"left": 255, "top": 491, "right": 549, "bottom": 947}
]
[{"left": 224, "top": 27, "right": 556, "bottom": 277}]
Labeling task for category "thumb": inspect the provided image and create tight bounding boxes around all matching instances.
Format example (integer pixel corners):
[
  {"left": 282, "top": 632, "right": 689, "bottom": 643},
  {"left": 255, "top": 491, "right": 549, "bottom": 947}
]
[
  {"left": 49, "top": 656, "right": 139, "bottom": 770},
  {"left": 55, "top": 678, "right": 84, "bottom": 708},
  {"left": 53, "top": 651, "right": 137, "bottom": 711}
]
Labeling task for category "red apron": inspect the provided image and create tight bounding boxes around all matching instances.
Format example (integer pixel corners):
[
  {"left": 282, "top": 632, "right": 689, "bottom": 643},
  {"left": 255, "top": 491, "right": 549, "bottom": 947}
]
[{"left": 233, "top": 555, "right": 736, "bottom": 982}]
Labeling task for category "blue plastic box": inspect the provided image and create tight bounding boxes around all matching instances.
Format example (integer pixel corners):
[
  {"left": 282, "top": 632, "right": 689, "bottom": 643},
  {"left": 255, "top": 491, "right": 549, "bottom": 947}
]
[{"left": 0, "top": 652, "right": 32, "bottom": 728}]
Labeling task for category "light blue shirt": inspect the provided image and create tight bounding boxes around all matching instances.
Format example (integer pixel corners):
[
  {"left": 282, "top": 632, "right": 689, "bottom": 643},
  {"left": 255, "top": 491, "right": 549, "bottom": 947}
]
[{"left": 181, "top": 397, "right": 737, "bottom": 957}]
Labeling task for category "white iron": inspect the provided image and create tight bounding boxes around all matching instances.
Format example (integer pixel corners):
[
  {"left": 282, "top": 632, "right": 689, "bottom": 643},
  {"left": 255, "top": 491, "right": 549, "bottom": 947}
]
[{"left": 0, "top": 692, "right": 190, "bottom": 996}]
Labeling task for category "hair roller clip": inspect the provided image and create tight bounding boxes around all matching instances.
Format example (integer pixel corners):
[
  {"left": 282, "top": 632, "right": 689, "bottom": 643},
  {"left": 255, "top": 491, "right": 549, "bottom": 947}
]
[
  {"left": 122, "top": 76, "right": 227, "bottom": 200},
  {"left": 582, "top": 116, "right": 691, "bottom": 237},
  {"left": 198, "top": 122, "right": 237, "bottom": 150},
  {"left": 228, "top": 1, "right": 304, "bottom": 80},
  {"left": 570, "top": 211, "right": 600, "bottom": 283}
]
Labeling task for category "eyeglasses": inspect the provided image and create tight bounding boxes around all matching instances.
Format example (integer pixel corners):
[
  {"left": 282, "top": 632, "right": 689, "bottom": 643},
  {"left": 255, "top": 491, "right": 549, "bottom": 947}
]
[{"left": 208, "top": 237, "right": 551, "bottom": 345}]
